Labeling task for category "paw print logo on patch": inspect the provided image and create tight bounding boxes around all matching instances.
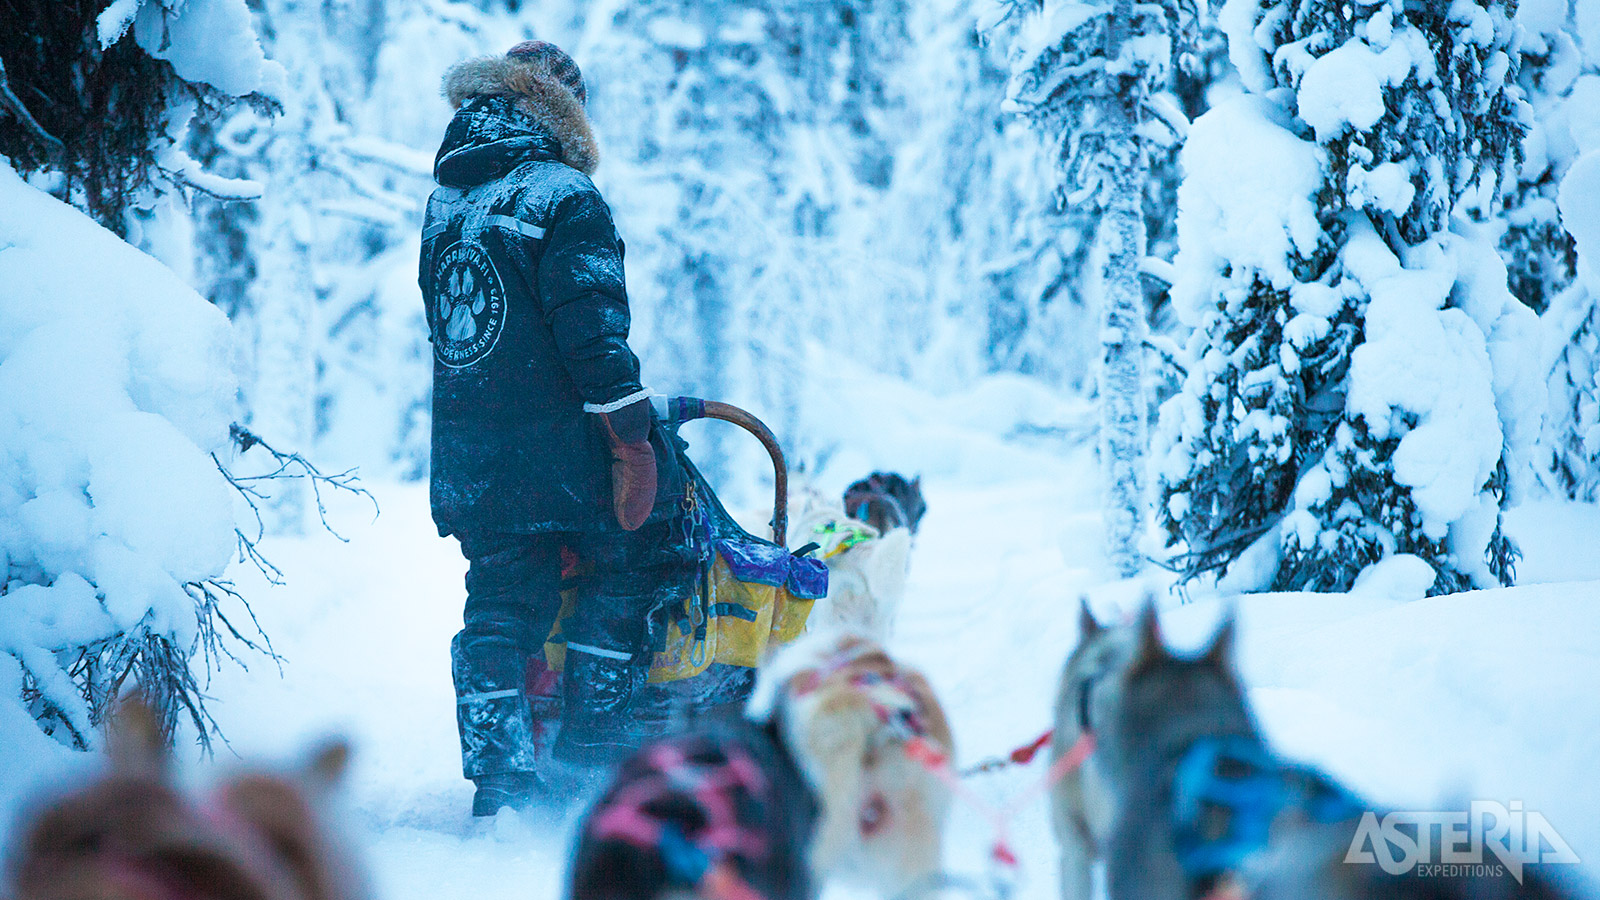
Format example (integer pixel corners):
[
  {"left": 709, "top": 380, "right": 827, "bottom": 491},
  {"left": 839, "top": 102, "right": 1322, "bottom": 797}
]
[{"left": 431, "top": 241, "right": 507, "bottom": 368}]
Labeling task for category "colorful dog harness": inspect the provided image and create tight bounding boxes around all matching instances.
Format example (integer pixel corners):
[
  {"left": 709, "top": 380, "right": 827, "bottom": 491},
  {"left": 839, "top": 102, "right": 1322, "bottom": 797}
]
[
  {"left": 589, "top": 743, "right": 773, "bottom": 900},
  {"left": 809, "top": 520, "right": 877, "bottom": 559},
  {"left": 851, "top": 669, "right": 931, "bottom": 740},
  {"left": 1171, "top": 736, "right": 1365, "bottom": 896}
]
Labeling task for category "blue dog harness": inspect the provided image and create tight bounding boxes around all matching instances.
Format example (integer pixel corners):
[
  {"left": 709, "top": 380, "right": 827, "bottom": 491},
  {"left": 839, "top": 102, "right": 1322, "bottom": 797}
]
[{"left": 1171, "top": 736, "right": 1365, "bottom": 890}]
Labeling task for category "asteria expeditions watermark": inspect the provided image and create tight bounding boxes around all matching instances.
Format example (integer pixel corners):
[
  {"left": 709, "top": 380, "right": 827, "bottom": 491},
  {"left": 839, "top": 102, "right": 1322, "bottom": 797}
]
[{"left": 1344, "top": 801, "right": 1580, "bottom": 882}]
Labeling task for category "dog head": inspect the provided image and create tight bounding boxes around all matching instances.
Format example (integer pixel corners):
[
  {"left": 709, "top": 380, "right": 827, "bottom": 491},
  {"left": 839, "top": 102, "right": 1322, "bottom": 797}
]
[
  {"left": 9, "top": 701, "right": 361, "bottom": 900},
  {"left": 213, "top": 741, "right": 363, "bottom": 900},
  {"left": 1056, "top": 598, "right": 1140, "bottom": 744},
  {"left": 10, "top": 701, "right": 277, "bottom": 900},
  {"left": 842, "top": 473, "right": 926, "bottom": 535},
  {"left": 1099, "top": 601, "right": 1257, "bottom": 786},
  {"left": 570, "top": 719, "right": 820, "bottom": 900}
]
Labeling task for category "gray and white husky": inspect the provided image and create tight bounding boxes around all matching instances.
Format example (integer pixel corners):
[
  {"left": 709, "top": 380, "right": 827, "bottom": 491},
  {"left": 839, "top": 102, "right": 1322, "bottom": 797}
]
[
  {"left": 1089, "top": 601, "right": 1579, "bottom": 900},
  {"left": 1049, "top": 599, "right": 1137, "bottom": 900}
]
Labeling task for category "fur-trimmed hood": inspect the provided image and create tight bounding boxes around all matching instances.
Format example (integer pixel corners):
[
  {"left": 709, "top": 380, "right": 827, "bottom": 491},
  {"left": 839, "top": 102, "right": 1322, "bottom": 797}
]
[{"left": 435, "top": 54, "right": 599, "bottom": 180}]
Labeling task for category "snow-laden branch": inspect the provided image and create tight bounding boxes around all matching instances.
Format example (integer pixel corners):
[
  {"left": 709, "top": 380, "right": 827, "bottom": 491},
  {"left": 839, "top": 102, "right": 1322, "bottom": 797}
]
[
  {"left": 164, "top": 153, "right": 265, "bottom": 201},
  {"left": 339, "top": 134, "right": 435, "bottom": 177},
  {"left": 1139, "top": 254, "right": 1176, "bottom": 284},
  {"left": 1144, "top": 93, "right": 1190, "bottom": 140}
]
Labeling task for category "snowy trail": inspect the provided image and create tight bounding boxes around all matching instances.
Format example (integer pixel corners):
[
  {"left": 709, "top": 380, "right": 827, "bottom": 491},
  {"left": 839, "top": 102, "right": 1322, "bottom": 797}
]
[
  {"left": 183, "top": 448, "right": 1600, "bottom": 899},
  {"left": 198, "top": 441, "right": 1118, "bottom": 900}
]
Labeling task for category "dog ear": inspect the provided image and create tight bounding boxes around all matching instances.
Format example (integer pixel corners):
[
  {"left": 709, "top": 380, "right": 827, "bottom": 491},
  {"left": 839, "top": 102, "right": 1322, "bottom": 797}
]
[
  {"left": 107, "top": 692, "right": 169, "bottom": 779},
  {"left": 1127, "top": 598, "right": 1165, "bottom": 675},
  {"left": 306, "top": 738, "right": 353, "bottom": 787},
  {"left": 1201, "top": 609, "right": 1237, "bottom": 669},
  {"left": 1077, "top": 597, "right": 1102, "bottom": 639}
]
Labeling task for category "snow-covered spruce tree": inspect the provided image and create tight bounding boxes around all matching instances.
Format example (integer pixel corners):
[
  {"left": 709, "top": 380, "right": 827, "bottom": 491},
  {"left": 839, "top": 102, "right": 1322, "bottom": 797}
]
[
  {"left": 187, "top": 0, "right": 458, "bottom": 510},
  {"left": 1157, "top": 0, "right": 1536, "bottom": 594},
  {"left": 581, "top": 0, "right": 792, "bottom": 488},
  {"left": 891, "top": 4, "right": 1084, "bottom": 388},
  {"left": 1555, "top": 148, "right": 1600, "bottom": 500},
  {"left": 1499, "top": 2, "right": 1584, "bottom": 317},
  {"left": 1006, "top": 0, "right": 1196, "bottom": 576},
  {"left": 1, "top": 0, "right": 284, "bottom": 747},
  {"left": 1503, "top": 1, "right": 1600, "bottom": 499},
  {"left": 0, "top": 0, "right": 276, "bottom": 234},
  {"left": 585, "top": 0, "right": 920, "bottom": 490}
]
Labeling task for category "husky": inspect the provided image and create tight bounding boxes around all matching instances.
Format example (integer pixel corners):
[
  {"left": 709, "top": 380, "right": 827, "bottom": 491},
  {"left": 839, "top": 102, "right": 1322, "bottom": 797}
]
[
  {"left": 10, "top": 702, "right": 363, "bottom": 900},
  {"left": 1095, "top": 602, "right": 1577, "bottom": 900},
  {"left": 748, "top": 630, "right": 955, "bottom": 897},
  {"left": 791, "top": 495, "right": 913, "bottom": 642},
  {"left": 1049, "top": 599, "right": 1138, "bottom": 900},
  {"left": 790, "top": 472, "right": 925, "bottom": 642},
  {"left": 568, "top": 716, "right": 820, "bottom": 900},
  {"left": 841, "top": 473, "right": 927, "bottom": 537}
]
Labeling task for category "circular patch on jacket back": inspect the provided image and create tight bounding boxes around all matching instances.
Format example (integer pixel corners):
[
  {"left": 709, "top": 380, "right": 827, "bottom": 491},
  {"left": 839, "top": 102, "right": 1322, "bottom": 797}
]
[{"left": 431, "top": 241, "right": 507, "bottom": 368}]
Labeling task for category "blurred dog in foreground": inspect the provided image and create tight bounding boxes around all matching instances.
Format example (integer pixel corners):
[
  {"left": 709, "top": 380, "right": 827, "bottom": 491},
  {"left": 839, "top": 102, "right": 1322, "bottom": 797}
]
[
  {"left": 9, "top": 701, "right": 364, "bottom": 900},
  {"left": 1049, "top": 600, "right": 1137, "bottom": 900},
  {"left": 1090, "top": 602, "right": 1578, "bottom": 900},
  {"left": 791, "top": 472, "right": 926, "bottom": 641},
  {"left": 749, "top": 630, "right": 954, "bottom": 897},
  {"left": 567, "top": 717, "right": 819, "bottom": 900}
]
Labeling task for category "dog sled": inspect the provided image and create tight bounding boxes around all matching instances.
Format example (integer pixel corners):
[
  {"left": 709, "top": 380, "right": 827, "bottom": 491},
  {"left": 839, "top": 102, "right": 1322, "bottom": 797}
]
[{"left": 530, "top": 396, "right": 827, "bottom": 728}]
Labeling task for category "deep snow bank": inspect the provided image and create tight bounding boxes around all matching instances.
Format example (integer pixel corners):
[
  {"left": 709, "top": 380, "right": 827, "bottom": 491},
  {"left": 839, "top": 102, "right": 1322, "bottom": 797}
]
[{"left": 0, "top": 163, "right": 239, "bottom": 835}]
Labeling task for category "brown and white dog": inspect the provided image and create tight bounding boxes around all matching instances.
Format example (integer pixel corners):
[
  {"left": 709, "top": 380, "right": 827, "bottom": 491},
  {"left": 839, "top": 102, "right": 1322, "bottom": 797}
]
[
  {"left": 791, "top": 473, "right": 926, "bottom": 642},
  {"left": 748, "top": 631, "right": 955, "bottom": 897},
  {"left": 9, "top": 702, "right": 365, "bottom": 900}
]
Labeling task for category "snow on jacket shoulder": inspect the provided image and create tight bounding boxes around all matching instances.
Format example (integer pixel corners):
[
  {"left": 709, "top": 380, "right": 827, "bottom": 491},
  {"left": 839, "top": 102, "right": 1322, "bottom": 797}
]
[{"left": 419, "top": 75, "right": 682, "bottom": 537}]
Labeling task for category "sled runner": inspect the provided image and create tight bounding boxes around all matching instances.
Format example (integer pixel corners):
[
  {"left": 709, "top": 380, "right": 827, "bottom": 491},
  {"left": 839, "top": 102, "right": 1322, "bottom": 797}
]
[{"left": 534, "top": 397, "right": 827, "bottom": 725}]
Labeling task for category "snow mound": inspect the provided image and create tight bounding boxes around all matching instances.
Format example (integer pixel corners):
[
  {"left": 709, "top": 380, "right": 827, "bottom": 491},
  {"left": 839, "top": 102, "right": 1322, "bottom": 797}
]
[
  {"left": 1296, "top": 40, "right": 1406, "bottom": 142},
  {"left": 1172, "top": 95, "right": 1325, "bottom": 321},
  {"left": 1560, "top": 150, "right": 1600, "bottom": 295},
  {"left": 0, "top": 163, "right": 239, "bottom": 754}
]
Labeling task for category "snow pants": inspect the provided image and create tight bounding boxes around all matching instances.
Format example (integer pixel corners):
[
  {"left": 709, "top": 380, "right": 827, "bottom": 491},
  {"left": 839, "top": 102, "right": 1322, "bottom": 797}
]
[{"left": 451, "top": 520, "right": 695, "bottom": 780}]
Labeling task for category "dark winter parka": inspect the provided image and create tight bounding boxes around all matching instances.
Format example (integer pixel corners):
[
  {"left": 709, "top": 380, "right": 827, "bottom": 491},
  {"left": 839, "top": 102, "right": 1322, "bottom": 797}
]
[{"left": 421, "top": 56, "right": 683, "bottom": 537}]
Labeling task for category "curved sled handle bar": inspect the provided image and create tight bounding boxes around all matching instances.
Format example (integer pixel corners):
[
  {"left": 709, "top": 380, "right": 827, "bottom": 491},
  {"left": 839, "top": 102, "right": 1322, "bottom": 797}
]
[{"left": 665, "top": 397, "right": 788, "bottom": 545}]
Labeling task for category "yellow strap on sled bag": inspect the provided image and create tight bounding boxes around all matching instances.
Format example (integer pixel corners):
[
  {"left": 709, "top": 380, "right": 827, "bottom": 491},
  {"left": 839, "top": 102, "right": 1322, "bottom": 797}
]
[{"left": 543, "top": 545, "right": 820, "bottom": 683}]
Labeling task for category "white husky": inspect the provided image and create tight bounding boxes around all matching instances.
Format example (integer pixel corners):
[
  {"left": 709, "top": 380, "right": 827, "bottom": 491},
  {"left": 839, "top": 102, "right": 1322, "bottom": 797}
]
[{"left": 791, "top": 494, "right": 913, "bottom": 642}]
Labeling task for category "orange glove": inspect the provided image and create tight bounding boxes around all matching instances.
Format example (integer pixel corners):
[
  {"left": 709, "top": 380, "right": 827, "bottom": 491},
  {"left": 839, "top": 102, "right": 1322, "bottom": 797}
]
[{"left": 597, "top": 398, "right": 657, "bottom": 531}]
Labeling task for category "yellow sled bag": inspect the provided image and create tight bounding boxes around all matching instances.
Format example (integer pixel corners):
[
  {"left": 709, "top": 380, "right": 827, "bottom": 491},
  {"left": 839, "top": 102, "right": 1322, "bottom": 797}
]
[{"left": 541, "top": 397, "right": 826, "bottom": 709}]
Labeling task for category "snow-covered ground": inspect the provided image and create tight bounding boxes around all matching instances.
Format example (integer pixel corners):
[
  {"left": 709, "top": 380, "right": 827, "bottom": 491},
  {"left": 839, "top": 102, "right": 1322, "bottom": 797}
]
[{"left": 4, "top": 386, "right": 1599, "bottom": 898}]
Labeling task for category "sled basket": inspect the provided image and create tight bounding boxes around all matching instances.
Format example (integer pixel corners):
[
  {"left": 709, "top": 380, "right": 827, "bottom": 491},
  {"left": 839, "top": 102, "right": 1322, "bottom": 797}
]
[{"left": 539, "top": 397, "right": 826, "bottom": 711}]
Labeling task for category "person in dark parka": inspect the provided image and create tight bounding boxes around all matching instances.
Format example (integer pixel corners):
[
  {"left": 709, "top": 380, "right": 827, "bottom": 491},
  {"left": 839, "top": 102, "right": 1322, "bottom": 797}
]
[{"left": 419, "top": 41, "right": 692, "bottom": 816}]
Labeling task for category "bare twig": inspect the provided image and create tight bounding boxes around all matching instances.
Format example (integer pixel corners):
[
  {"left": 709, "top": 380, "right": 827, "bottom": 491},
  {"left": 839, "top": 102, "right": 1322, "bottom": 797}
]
[
  {"left": 226, "top": 423, "right": 379, "bottom": 542},
  {"left": 187, "top": 578, "right": 284, "bottom": 681},
  {"left": 214, "top": 454, "right": 288, "bottom": 584},
  {"left": 0, "top": 55, "right": 65, "bottom": 159}
]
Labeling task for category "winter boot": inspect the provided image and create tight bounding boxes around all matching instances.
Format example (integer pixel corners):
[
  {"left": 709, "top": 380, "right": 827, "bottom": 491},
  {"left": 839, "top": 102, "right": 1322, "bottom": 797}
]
[
  {"left": 452, "top": 633, "right": 541, "bottom": 785},
  {"left": 553, "top": 646, "right": 647, "bottom": 768},
  {"left": 471, "top": 771, "right": 545, "bottom": 817}
]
